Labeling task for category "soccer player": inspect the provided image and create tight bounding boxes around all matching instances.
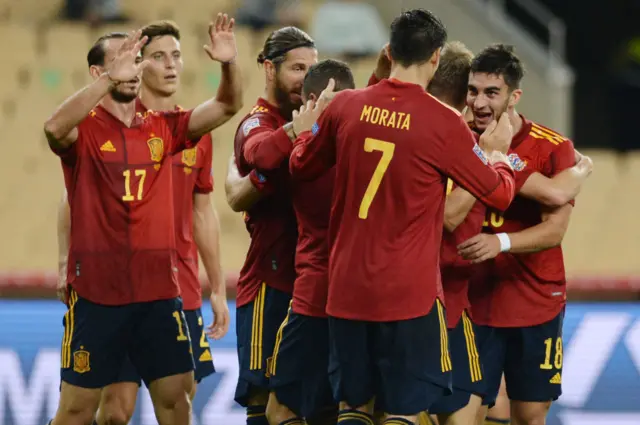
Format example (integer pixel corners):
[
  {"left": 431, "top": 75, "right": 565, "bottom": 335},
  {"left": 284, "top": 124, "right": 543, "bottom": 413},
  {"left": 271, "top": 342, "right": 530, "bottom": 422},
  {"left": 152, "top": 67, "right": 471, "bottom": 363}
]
[
  {"left": 288, "top": 9, "right": 518, "bottom": 425},
  {"left": 457, "top": 44, "right": 587, "bottom": 425},
  {"left": 46, "top": 13, "right": 241, "bottom": 425},
  {"left": 55, "top": 20, "right": 232, "bottom": 425},
  {"left": 232, "top": 26, "right": 317, "bottom": 425}
]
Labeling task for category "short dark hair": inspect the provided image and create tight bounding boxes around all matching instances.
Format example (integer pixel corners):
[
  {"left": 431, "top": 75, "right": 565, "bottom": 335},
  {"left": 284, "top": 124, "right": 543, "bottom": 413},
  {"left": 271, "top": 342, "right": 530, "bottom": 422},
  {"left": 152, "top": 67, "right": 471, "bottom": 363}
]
[
  {"left": 302, "top": 59, "right": 355, "bottom": 98},
  {"left": 389, "top": 9, "right": 447, "bottom": 68},
  {"left": 428, "top": 41, "right": 474, "bottom": 109},
  {"left": 87, "top": 32, "right": 128, "bottom": 67},
  {"left": 257, "top": 26, "right": 315, "bottom": 68},
  {"left": 470, "top": 44, "right": 525, "bottom": 89},
  {"left": 140, "top": 20, "right": 181, "bottom": 55}
]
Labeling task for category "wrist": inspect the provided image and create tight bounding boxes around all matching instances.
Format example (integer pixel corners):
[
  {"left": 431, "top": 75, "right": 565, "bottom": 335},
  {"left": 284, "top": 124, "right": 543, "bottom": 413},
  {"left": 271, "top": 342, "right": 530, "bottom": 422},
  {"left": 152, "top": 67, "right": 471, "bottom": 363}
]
[
  {"left": 496, "top": 233, "right": 511, "bottom": 252},
  {"left": 100, "top": 72, "right": 118, "bottom": 90},
  {"left": 284, "top": 122, "right": 297, "bottom": 141}
]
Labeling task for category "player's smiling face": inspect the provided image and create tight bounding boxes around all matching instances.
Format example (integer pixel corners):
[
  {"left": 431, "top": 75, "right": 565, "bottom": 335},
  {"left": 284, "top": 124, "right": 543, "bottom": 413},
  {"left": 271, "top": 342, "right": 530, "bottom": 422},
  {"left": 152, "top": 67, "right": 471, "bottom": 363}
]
[
  {"left": 273, "top": 47, "right": 318, "bottom": 112},
  {"left": 466, "top": 72, "right": 512, "bottom": 131},
  {"left": 101, "top": 38, "right": 141, "bottom": 103},
  {"left": 141, "top": 35, "right": 183, "bottom": 97}
]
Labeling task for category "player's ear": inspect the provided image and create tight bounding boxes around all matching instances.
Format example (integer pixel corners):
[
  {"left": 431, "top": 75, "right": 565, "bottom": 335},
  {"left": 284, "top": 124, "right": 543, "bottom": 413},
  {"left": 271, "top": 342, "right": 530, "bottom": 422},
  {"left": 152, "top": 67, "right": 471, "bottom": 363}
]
[
  {"left": 89, "top": 65, "right": 103, "bottom": 80},
  {"left": 430, "top": 47, "right": 442, "bottom": 66},
  {"left": 509, "top": 88, "right": 523, "bottom": 108},
  {"left": 264, "top": 60, "right": 276, "bottom": 82},
  {"left": 383, "top": 43, "right": 391, "bottom": 62},
  {"left": 307, "top": 92, "right": 317, "bottom": 102}
]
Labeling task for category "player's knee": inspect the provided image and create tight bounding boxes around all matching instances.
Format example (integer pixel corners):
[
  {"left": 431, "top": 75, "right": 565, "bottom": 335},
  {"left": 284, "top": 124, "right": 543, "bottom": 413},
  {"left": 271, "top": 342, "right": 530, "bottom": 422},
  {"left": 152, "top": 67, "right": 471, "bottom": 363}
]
[
  {"left": 149, "top": 373, "right": 193, "bottom": 411},
  {"left": 56, "top": 383, "right": 101, "bottom": 425},
  {"left": 265, "top": 392, "right": 295, "bottom": 425},
  {"left": 510, "top": 401, "right": 550, "bottom": 425},
  {"left": 98, "top": 407, "right": 131, "bottom": 425}
]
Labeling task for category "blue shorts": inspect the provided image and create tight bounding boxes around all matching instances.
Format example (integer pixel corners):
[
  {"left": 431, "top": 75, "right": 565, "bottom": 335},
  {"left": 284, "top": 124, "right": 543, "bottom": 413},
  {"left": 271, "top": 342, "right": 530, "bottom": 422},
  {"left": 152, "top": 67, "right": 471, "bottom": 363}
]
[
  {"left": 269, "top": 309, "right": 335, "bottom": 418},
  {"left": 235, "top": 283, "right": 292, "bottom": 406},
  {"left": 430, "top": 311, "right": 485, "bottom": 414},
  {"left": 60, "top": 289, "right": 194, "bottom": 388},
  {"left": 115, "top": 308, "right": 216, "bottom": 385},
  {"left": 328, "top": 299, "right": 452, "bottom": 416},
  {"left": 476, "top": 309, "right": 565, "bottom": 406}
]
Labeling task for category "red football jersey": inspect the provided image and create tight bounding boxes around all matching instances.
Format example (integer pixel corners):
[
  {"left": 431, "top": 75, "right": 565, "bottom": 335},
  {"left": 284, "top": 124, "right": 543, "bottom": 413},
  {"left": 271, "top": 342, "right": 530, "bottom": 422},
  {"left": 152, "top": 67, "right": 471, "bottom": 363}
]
[
  {"left": 52, "top": 105, "right": 198, "bottom": 305},
  {"left": 289, "top": 131, "right": 334, "bottom": 318},
  {"left": 234, "top": 98, "right": 297, "bottom": 307},
  {"left": 290, "top": 79, "right": 516, "bottom": 322},
  {"left": 136, "top": 100, "right": 214, "bottom": 310},
  {"left": 440, "top": 179, "right": 486, "bottom": 328},
  {"left": 468, "top": 116, "right": 575, "bottom": 327}
]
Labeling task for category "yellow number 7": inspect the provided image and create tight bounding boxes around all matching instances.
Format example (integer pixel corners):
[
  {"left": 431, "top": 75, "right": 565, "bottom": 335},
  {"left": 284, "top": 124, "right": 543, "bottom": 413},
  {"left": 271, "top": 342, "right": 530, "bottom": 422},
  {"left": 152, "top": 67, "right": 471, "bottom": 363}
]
[
  {"left": 122, "top": 169, "right": 147, "bottom": 201},
  {"left": 359, "top": 138, "right": 395, "bottom": 219}
]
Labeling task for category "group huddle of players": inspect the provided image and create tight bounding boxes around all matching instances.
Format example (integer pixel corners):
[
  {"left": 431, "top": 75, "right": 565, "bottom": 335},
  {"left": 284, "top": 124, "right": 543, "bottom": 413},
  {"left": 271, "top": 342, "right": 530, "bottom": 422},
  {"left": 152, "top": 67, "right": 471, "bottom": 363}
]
[{"left": 47, "top": 7, "right": 594, "bottom": 425}]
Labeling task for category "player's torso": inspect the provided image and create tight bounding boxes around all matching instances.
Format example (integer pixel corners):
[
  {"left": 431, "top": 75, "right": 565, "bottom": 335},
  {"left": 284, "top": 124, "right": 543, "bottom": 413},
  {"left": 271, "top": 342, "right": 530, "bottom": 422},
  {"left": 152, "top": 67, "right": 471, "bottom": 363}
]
[
  {"left": 470, "top": 121, "right": 570, "bottom": 326},
  {"left": 327, "top": 81, "right": 450, "bottom": 320},
  {"left": 290, "top": 167, "right": 335, "bottom": 317},
  {"left": 170, "top": 135, "right": 212, "bottom": 309},
  {"left": 234, "top": 100, "right": 297, "bottom": 305},
  {"left": 67, "top": 109, "right": 179, "bottom": 304}
]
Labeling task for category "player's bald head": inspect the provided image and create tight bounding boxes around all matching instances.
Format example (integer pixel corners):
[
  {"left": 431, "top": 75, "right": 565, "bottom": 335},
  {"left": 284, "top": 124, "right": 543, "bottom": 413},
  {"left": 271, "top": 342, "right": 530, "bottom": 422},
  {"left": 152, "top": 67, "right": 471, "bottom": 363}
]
[{"left": 427, "top": 41, "right": 474, "bottom": 112}]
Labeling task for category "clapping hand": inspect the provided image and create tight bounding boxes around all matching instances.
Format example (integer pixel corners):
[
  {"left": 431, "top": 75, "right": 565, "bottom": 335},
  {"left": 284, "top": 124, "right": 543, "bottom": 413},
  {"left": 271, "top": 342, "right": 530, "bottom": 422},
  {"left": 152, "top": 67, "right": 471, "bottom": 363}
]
[{"left": 203, "top": 13, "right": 237, "bottom": 63}]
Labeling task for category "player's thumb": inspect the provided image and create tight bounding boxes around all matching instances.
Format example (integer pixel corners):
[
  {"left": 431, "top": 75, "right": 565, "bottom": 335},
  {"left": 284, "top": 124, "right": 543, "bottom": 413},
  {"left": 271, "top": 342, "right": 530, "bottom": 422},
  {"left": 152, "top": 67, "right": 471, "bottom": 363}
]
[
  {"left": 203, "top": 45, "right": 214, "bottom": 60},
  {"left": 484, "top": 118, "right": 498, "bottom": 135}
]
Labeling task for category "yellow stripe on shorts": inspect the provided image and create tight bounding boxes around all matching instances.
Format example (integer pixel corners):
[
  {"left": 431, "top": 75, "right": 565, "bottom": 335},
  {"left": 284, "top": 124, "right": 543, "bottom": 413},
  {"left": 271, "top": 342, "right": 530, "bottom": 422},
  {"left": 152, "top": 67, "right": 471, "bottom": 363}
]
[
  {"left": 270, "top": 301, "right": 292, "bottom": 376},
  {"left": 436, "top": 299, "right": 452, "bottom": 372},
  {"left": 61, "top": 289, "right": 78, "bottom": 368},
  {"left": 462, "top": 311, "right": 483, "bottom": 382},
  {"left": 250, "top": 283, "right": 267, "bottom": 370}
]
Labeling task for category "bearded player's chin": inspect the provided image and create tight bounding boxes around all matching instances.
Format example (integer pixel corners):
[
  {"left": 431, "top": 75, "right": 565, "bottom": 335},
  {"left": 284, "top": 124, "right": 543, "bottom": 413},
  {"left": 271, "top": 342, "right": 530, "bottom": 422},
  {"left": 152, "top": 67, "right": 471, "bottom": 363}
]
[{"left": 111, "top": 89, "right": 138, "bottom": 104}]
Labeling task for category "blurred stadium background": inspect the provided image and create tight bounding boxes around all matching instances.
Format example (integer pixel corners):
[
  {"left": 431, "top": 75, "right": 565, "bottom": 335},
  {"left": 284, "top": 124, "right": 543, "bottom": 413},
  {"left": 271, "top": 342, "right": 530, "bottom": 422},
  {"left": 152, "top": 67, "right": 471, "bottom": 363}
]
[{"left": 0, "top": 0, "right": 639, "bottom": 424}]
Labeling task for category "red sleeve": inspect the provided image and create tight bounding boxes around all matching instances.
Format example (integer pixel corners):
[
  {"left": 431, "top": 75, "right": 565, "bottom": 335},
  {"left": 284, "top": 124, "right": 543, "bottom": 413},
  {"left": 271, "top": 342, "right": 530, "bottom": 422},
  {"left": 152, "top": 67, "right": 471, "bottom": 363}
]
[
  {"left": 289, "top": 104, "right": 337, "bottom": 181},
  {"left": 49, "top": 117, "right": 94, "bottom": 165},
  {"left": 242, "top": 114, "right": 293, "bottom": 170},
  {"left": 194, "top": 134, "right": 213, "bottom": 194},
  {"left": 439, "top": 117, "right": 516, "bottom": 212},
  {"left": 550, "top": 138, "right": 577, "bottom": 205},
  {"left": 159, "top": 109, "right": 200, "bottom": 154},
  {"left": 367, "top": 73, "right": 380, "bottom": 87}
]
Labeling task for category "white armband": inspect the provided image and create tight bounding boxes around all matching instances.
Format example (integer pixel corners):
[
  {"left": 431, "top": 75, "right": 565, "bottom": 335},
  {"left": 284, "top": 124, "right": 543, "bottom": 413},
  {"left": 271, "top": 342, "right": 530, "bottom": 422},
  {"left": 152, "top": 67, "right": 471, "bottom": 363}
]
[{"left": 496, "top": 233, "right": 511, "bottom": 252}]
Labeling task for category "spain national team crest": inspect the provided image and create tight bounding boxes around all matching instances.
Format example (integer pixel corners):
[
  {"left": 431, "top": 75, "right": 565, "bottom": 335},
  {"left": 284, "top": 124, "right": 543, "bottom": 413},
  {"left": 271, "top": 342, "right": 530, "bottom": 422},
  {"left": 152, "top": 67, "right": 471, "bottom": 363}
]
[
  {"left": 147, "top": 136, "right": 164, "bottom": 170},
  {"left": 508, "top": 153, "right": 527, "bottom": 171},
  {"left": 181, "top": 147, "right": 197, "bottom": 175},
  {"left": 73, "top": 347, "right": 90, "bottom": 373}
]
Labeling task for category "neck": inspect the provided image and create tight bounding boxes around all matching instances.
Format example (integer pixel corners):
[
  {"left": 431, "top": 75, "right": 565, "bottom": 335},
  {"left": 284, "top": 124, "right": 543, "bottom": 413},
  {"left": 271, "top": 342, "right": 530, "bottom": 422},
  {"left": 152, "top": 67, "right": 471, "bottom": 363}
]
[
  {"left": 140, "top": 87, "right": 175, "bottom": 112},
  {"left": 263, "top": 87, "right": 280, "bottom": 109},
  {"left": 99, "top": 96, "right": 136, "bottom": 126},
  {"left": 509, "top": 109, "right": 523, "bottom": 135},
  {"left": 389, "top": 63, "right": 436, "bottom": 89}
]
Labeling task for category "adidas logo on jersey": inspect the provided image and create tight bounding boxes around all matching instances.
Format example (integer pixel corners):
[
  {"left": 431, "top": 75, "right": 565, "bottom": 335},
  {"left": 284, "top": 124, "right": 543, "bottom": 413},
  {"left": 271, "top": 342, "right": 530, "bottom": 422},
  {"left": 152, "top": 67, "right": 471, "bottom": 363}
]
[
  {"left": 550, "top": 372, "right": 562, "bottom": 384},
  {"left": 100, "top": 141, "right": 116, "bottom": 152}
]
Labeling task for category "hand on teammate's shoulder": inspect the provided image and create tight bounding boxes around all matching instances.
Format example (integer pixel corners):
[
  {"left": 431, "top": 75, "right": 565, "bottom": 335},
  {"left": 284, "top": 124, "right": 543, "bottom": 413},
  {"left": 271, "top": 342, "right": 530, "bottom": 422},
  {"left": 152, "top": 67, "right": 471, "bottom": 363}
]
[{"left": 479, "top": 112, "right": 512, "bottom": 154}]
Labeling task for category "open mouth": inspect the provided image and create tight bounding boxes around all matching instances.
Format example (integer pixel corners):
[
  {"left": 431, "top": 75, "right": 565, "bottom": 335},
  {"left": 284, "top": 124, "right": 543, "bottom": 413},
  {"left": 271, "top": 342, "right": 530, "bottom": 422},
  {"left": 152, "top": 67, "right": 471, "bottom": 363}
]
[
  {"left": 474, "top": 111, "right": 492, "bottom": 123},
  {"left": 164, "top": 75, "right": 177, "bottom": 82}
]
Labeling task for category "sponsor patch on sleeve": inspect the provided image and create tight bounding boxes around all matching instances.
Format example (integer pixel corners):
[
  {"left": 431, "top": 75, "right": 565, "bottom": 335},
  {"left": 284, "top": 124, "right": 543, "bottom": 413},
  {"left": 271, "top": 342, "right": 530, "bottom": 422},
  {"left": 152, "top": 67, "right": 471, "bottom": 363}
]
[
  {"left": 507, "top": 153, "right": 527, "bottom": 171},
  {"left": 473, "top": 144, "right": 488, "bottom": 164},
  {"left": 242, "top": 118, "right": 260, "bottom": 137},
  {"left": 256, "top": 171, "right": 266, "bottom": 183},
  {"left": 311, "top": 122, "right": 319, "bottom": 135}
]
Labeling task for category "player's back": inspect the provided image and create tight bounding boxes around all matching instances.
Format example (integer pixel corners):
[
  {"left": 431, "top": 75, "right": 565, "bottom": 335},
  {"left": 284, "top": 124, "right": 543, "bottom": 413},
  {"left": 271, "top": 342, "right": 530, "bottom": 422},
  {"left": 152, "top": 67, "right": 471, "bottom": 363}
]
[{"left": 327, "top": 78, "right": 462, "bottom": 321}]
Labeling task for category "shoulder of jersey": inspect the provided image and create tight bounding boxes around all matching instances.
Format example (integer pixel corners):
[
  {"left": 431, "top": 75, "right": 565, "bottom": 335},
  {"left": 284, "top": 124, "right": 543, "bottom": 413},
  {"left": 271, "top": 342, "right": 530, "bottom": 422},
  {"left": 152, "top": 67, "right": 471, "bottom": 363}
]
[{"left": 527, "top": 120, "right": 571, "bottom": 147}]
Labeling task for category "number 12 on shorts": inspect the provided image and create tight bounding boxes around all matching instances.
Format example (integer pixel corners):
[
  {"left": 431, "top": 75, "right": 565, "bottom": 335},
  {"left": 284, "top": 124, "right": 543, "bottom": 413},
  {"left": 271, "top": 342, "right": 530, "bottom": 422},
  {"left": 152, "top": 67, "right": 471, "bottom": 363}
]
[
  {"left": 359, "top": 138, "right": 395, "bottom": 219},
  {"left": 540, "top": 337, "right": 562, "bottom": 370}
]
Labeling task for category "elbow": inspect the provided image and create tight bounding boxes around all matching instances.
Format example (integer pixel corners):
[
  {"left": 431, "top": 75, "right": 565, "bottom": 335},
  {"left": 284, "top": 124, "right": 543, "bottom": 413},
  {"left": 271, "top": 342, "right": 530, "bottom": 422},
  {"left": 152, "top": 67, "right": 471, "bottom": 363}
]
[
  {"left": 443, "top": 213, "right": 462, "bottom": 233},
  {"left": 227, "top": 197, "right": 245, "bottom": 212},
  {"left": 542, "top": 190, "right": 571, "bottom": 208},
  {"left": 44, "top": 119, "right": 64, "bottom": 143},
  {"left": 223, "top": 98, "right": 244, "bottom": 119}
]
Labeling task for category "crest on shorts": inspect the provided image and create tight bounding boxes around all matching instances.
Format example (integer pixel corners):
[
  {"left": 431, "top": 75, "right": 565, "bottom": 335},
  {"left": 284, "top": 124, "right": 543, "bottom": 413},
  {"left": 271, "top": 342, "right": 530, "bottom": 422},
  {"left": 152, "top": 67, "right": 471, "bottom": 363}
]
[
  {"left": 73, "top": 347, "right": 90, "bottom": 373},
  {"left": 507, "top": 153, "right": 527, "bottom": 171},
  {"left": 181, "top": 147, "right": 197, "bottom": 175},
  {"left": 147, "top": 136, "right": 164, "bottom": 163}
]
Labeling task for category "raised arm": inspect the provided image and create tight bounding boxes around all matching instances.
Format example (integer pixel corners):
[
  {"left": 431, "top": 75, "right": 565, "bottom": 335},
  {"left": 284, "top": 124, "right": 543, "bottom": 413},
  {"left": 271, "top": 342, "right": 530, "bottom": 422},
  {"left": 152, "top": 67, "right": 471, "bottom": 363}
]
[
  {"left": 193, "top": 194, "right": 229, "bottom": 340},
  {"left": 187, "top": 14, "right": 243, "bottom": 140},
  {"left": 519, "top": 155, "right": 593, "bottom": 207},
  {"left": 440, "top": 114, "right": 516, "bottom": 212},
  {"left": 57, "top": 190, "right": 71, "bottom": 303},
  {"left": 44, "top": 31, "right": 149, "bottom": 151}
]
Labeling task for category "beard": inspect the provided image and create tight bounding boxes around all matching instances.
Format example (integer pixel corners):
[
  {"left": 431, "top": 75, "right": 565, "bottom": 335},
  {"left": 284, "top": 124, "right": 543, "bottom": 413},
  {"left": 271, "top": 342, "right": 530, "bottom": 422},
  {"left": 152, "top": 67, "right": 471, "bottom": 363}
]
[
  {"left": 110, "top": 86, "right": 138, "bottom": 103},
  {"left": 274, "top": 76, "right": 303, "bottom": 121}
]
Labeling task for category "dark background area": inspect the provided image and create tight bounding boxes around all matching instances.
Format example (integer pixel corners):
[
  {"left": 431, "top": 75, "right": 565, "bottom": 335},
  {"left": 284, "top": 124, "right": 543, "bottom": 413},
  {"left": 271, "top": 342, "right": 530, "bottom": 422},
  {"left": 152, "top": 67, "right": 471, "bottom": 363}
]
[{"left": 505, "top": 0, "right": 640, "bottom": 150}]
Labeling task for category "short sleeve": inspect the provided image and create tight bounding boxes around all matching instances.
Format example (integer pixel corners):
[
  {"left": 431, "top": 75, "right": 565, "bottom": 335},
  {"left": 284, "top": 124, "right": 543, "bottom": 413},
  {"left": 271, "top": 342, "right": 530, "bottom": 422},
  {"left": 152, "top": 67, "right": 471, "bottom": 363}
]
[
  {"left": 49, "top": 116, "right": 92, "bottom": 165},
  {"left": 549, "top": 138, "right": 576, "bottom": 205},
  {"left": 194, "top": 134, "right": 214, "bottom": 194},
  {"left": 160, "top": 109, "right": 200, "bottom": 154}
]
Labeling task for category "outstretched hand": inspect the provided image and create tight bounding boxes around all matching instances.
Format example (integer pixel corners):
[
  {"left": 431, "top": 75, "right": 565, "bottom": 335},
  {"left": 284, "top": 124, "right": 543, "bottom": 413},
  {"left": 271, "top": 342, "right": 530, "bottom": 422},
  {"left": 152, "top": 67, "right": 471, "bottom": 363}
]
[
  {"left": 203, "top": 13, "right": 237, "bottom": 63},
  {"left": 105, "top": 30, "right": 150, "bottom": 83}
]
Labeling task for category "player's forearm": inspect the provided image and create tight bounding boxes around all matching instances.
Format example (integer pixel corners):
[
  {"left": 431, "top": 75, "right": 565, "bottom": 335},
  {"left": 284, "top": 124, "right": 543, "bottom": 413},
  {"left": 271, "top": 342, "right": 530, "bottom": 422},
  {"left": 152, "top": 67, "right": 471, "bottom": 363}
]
[
  {"left": 225, "top": 172, "right": 263, "bottom": 212},
  {"left": 479, "top": 164, "right": 516, "bottom": 212},
  {"left": 444, "top": 188, "right": 477, "bottom": 232},
  {"left": 187, "top": 62, "right": 243, "bottom": 139},
  {"left": 548, "top": 165, "right": 590, "bottom": 204},
  {"left": 244, "top": 127, "right": 294, "bottom": 170},
  {"left": 506, "top": 205, "right": 571, "bottom": 254},
  {"left": 44, "top": 73, "right": 111, "bottom": 145},
  {"left": 193, "top": 202, "right": 225, "bottom": 298}
]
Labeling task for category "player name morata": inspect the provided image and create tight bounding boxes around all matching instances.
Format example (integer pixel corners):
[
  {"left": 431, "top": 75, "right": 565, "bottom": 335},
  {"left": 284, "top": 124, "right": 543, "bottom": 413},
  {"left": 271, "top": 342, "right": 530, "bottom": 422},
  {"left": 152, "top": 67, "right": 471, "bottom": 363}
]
[{"left": 359, "top": 104, "right": 411, "bottom": 131}]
